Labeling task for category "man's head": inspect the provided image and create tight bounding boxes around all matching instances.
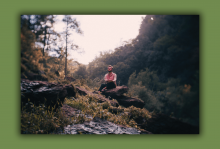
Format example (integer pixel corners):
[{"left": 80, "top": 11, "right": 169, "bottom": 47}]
[{"left": 108, "top": 65, "right": 113, "bottom": 72}]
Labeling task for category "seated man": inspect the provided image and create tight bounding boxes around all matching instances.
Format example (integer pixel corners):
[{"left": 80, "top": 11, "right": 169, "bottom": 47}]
[{"left": 98, "top": 65, "right": 117, "bottom": 92}]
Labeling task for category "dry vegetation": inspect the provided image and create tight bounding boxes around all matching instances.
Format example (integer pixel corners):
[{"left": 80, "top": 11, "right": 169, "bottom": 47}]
[{"left": 21, "top": 90, "right": 151, "bottom": 134}]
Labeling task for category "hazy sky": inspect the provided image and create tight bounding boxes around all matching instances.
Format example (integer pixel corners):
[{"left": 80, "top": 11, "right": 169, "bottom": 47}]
[{"left": 53, "top": 15, "right": 145, "bottom": 65}]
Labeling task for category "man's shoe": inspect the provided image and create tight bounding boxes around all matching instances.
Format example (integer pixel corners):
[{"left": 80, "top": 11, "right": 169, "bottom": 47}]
[{"left": 101, "top": 88, "right": 106, "bottom": 92}]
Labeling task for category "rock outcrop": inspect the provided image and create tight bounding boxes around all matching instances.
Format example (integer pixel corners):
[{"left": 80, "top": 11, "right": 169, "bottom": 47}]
[
  {"left": 101, "top": 86, "right": 145, "bottom": 108},
  {"left": 114, "top": 96, "right": 145, "bottom": 109},
  {"left": 21, "top": 79, "right": 76, "bottom": 110},
  {"left": 102, "top": 85, "right": 129, "bottom": 97}
]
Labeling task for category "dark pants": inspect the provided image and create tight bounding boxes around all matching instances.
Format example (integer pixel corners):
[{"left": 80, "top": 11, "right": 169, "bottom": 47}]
[{"left": 98, "top": 82, "right": 116, "bottom": 91}]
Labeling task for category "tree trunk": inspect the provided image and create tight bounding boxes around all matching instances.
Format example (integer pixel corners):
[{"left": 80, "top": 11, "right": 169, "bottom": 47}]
[
  {"left": 43, "top": 27, "right": 47, "bottom": 56},
  {"left": 65, "top": 21, "right": 68, "bottom": 78}
]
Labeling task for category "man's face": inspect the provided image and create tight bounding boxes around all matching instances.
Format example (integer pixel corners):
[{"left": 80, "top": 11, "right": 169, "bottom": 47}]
[{"left": 108, "top": 67, "right": 112, "bottom": 72}]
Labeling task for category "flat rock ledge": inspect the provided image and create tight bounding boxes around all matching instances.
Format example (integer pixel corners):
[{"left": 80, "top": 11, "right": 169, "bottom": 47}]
[{"left": 59, "top": 117, "right": 149, "bottom": 134}]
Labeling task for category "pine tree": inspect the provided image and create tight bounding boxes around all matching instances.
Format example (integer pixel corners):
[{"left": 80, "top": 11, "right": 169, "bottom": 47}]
[{"left": 62, "top": 15, "right": 83, "bottom": 78}]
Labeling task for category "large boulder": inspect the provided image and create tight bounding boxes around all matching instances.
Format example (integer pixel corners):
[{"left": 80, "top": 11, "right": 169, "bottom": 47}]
[
  {"left": 21, "top": 79, "right": 76, "bottom": 110},
  {"left": 101, "top": 86, "right": 145, "bottom": 108},
  {"left": 102, "top": 86, "right": 128, "bottom": 98},
  {"left": 114, "top": 96, "right": 145, "bottom": 109}
]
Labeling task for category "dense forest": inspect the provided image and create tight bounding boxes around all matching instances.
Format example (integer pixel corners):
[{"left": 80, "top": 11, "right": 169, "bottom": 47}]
[{"left": 21, "top": 15, "right": 199, "bottom": 134}]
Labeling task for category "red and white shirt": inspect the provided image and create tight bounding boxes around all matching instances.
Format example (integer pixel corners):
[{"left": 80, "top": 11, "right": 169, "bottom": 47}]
[{"left": 104, "top": 72, "right": 117, "bottom": 84}]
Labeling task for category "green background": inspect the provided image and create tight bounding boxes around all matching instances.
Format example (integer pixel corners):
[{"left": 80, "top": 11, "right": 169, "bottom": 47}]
[{"left": 0, "top": 0, "right": 219, "bottom": 148}]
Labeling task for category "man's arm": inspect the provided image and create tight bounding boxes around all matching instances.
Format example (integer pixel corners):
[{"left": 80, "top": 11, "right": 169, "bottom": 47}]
[
  {"left": 104, "top": 74, "right": 108, "bottom": 82},
  {"left": 113, "top": 73, "right": 117, "bottom": 82},
  {"left": 113, "top": 73, "right": 117, "bottom": 86}
]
